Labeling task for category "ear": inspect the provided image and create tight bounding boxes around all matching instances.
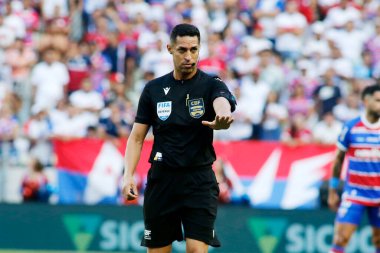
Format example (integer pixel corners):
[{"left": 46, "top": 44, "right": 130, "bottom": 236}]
[{"left": 167, "top": 44, "right": 172, "bottom": 54}]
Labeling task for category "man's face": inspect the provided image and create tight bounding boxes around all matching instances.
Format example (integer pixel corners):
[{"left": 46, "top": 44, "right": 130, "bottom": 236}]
[
  {"left": 366, "top": 91, "right": 380, "bottom": 118},
  {"left": 167, "top": 36, "right": 199, "bottom": 78}
]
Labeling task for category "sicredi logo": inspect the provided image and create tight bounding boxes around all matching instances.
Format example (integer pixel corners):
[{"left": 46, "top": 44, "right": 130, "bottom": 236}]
[
  {"left": 247, "top": 217, "right": 288, "bottom": 253},
  {"left": 62, "top": 214, "right": 102, "bottom": 251}
]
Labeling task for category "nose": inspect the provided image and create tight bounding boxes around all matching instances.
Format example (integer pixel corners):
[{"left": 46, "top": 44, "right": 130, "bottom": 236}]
[{"left": 184, "top": 51, "right": 192, "bottom": 61}]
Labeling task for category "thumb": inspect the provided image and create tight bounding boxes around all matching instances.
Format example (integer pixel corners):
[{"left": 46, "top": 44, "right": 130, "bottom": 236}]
[{"left": 202, "top": 121, "right": 211, "bottom": 126}]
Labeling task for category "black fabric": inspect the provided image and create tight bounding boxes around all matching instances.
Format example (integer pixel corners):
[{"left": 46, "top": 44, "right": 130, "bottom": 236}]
[
  {"left": 135, "top": 69, "right": 236, "bottom": 168},
  {"left": 141, "top": 163, "right": 221, "bottom": 248}
]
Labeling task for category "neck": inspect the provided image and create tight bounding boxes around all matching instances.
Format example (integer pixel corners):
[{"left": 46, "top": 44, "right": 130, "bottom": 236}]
[
  {"left": 366, "top": 111, "right": 380, "bottom": 124},
  {"left": 173, "top": 70, "right": 197, "bottom": 80}
]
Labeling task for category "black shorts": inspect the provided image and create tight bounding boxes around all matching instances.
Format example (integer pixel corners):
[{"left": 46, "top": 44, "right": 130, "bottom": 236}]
[{"left": 141, "top": 163, "right": 221, "bottom": 248}]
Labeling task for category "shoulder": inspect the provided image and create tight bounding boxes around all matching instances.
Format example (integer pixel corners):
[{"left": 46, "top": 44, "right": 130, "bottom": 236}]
[
  {"left": 144, "top": 72, "right": 172, "bottom": 90},
  {"left": 344, "top": 116, "right": 361, "bottom": 130},
  {"left": 198, "top": 70, "right": 226, "bottom": 85}
]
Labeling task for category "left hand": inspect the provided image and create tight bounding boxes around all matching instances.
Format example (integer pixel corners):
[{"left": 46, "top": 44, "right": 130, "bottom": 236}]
[{"left": 202, "top": 115, "right": 234, "bottom": 130}]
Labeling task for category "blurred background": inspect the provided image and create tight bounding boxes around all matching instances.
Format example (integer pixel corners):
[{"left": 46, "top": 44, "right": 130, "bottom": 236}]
[{"left": 0, "top": 0, "right": 379, "bottom": 252}]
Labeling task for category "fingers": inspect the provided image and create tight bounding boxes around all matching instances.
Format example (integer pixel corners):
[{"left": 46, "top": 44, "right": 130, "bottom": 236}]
[
  {"left": 122, "top": 183, "right": 138, "bottom": 201},
  {"left": 201, "top": 120, "right": 212, "bottom": 126},
  {"left": 127, "top": 189, "right": 138, "bottom": 201},
  {"left": 202, "top": 116, "right": 233, "bottom": 130}
]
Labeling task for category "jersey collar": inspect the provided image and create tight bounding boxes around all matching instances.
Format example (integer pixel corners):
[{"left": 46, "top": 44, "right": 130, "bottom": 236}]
[{"left": 361, "top": 114, "right": 380, "bottom": 129}]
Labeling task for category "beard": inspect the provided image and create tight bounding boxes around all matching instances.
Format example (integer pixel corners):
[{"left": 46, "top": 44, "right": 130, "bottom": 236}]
[{"left": 369, "top": 110, "right": 380, "bottom": 120}]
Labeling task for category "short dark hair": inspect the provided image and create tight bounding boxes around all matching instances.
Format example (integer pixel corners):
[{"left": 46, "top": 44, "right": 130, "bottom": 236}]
[
  {"left": 361, "top": 84, "right": 380, "bottom": 100},
  {"left": 170, "top": 23, "right": 200, "bottom": 44}
]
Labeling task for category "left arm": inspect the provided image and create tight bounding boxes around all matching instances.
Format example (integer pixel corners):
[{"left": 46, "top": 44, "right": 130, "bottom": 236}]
[{"left": 202, "top": 97, "right": 234, "bottom": 130}]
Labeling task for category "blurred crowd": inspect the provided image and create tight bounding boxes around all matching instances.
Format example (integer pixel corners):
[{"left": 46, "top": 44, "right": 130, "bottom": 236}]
[{"left": 0, "top": 0, "right": 379, "bottom": 166}]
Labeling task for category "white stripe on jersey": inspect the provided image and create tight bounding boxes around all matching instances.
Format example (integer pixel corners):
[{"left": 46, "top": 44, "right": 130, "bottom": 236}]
[
  {"left": 345, "top": 195, "right": 380, "bottom": 203},
  {"left": 351, "top": 127, "right": 380, "bottom": 134},
  {"left": 348, "top": 157, "right": 380, "bottom": 162},
  {"left": 349, "top": 170, "right": 380, "bottom": 176},
  {"left": 348, "top": 183, "right": 380, "bottom": 190}
]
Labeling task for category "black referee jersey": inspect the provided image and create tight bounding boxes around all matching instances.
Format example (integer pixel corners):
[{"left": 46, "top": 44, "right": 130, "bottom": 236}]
[{"left": 135, "top": 69, "right": 236, "bottom": 169}]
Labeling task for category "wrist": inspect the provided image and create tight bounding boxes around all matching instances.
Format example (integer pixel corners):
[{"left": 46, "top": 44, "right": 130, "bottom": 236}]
[
  {"left": 329, "top": 177, "right": 340, "bottom": 189},
  {"left": 124, "top": 173, "right": 133, "bottom": 179}
]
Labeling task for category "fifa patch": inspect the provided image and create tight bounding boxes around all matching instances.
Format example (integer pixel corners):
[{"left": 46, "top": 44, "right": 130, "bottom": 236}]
[
  {"left": 157, "top": 101, "right": 172, "bottom": 121},
  {"left": 188, "top": 98, "right": 205, "bottom": 118}
]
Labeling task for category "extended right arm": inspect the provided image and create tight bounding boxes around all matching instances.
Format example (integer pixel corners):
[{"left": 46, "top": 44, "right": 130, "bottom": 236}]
[{"left": 122, "top": 123, "right": 150, "bottom": 200}]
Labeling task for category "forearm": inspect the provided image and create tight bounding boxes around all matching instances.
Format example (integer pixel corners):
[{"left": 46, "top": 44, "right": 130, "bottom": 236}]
[
  {"left": 213, "top": 97, "right": 232, "bottom": 117},
  {"left": 329, "top": 150, "right": 345, "bottom": 190},
  {"left": 331, "top": 150, "right": 345, "bottom": 178},
  {"left": 124, "top": 137, "right": 144, "bottom": 178}
]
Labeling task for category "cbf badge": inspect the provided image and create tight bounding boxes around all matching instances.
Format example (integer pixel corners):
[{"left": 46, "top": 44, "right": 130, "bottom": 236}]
[
  {"left": 157, "top": 101, "right": 172, "bottom": 121},
  {"left": 188, "top": 98, "right": 205, "bottom": 118}
]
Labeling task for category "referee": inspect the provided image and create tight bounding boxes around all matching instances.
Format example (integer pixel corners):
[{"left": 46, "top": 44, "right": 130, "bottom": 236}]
[{"left": 122, "top": 23, "right": 236, "bottom": 253}]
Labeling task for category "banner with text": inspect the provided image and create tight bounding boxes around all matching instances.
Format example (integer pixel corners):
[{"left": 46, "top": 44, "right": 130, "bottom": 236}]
[{"left": 0, "top": 204, "right": 373, "bottom": 253}]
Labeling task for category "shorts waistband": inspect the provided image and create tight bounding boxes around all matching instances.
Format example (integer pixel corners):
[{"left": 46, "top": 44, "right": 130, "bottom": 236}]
[{"left": 151, "top": 162, "right": 212, "bottom": 172}]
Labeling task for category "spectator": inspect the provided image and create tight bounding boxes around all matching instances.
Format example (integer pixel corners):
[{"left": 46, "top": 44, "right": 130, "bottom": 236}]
[
  {"left": 239, "top": 67, "right": 270, "bottom": 139},
  {"left": 287, "top": 83, "right": 314, "bottom": 118},
  {"left": 139, "top": 38, "right": 173, "bottom": 78},
  {"left": 303, "top": 21, "right": 331, "bottom": 59},
  {"left": 312, "top": 111, "right": 343, "bottom": 145},
  {"left": 290, "top": 59, "right": 319, "bottom": 99},
  {"left": 313, "top": 68, "right": 342, "bottom": 118},
  {"left": 261, "top": 90, "right": 288, "bottom": 141},
  {"left": 23, "top": 104, "right": 53, "bottom": 166},
  {"left": 281, "top": 113, "right": 313, "bottom": 146},
  {"left": 69, "top": 78, "right": 104, "bottom": 114},
  {"left": 257, "top": 49, "right": 286, "bottom": 93},
  {"left": 98, "top": 102, "right": 130, "bottom": 139},
  {"left": 38, "top": 19, "right": 70, "bottom": 54},
  {"left": 0, "top": 105, "right": 19, "bottom": 161},
  {"left": 4, "top": 38, "right": 36, "bottom": 122},
  {"left": 274, "top": 0, "right": 307, "bottom": 62},
  {"left": 231, "top": 44, "right": 258, "bottom": 78},
  {"left": 21, "top": 157, "right": 51, "bottom": 203},
  {"left": 241, "top": 23, "right": 273, "bottom": 56},
  {"left": 50, "top": 102, "right": 96, "bottom": 139},
  {"left": 253, "top": 0, "right": 284, "bottom": 42},
  {"left": 41, "top": 0, "right": 69, "bottom": 21},
  {"left": 69, "top": 0, "right": 85, "bottom": 42},
  {"left": 30, "top": 47, "right": 69, "bottom": 110},
  {"left": 323, "top": 0, "right": 361, "bottom": 29},
  {"left": 198, "top": 38, "right": 227, "bottom": 77},
  {"left": 0, "top": 15, "right": 16, "bottom": 49},
  {"left": 330, "top": 19, "right": 368, "bottom": 64},
  {"left": 333, "top": 92, "right": 362, "bottom": 122},
  {"left": 366, "top": 19, "right": 380, "bottom": 66},
  {"left": 354, "top": 50, "right": 374, "bottom": 80}
]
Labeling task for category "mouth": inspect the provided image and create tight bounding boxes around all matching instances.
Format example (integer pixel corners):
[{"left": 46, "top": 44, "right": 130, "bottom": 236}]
[{"left": 182, "top": 63, "right": 194, "bottom": 68}]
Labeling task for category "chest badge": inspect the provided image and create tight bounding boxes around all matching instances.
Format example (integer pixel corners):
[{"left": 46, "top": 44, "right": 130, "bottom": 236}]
[
  {"left": 157, "top": 101, "right": 172, "bottom": 121},
  {"left": 188, "top": 98, "right": 205, "bottom": 118}
]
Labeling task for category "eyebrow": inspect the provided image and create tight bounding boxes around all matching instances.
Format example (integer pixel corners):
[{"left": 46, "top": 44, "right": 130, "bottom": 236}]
[{"left": 177, "top": 46, "right": 198, "bottom": 50}]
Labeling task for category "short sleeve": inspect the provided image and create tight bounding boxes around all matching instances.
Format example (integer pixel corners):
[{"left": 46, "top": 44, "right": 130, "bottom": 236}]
[
  {"left": 135, "top": 84, "right": 153, "bottom": 125},
  {"left": 337, "top": 124, "right": 350, "bottom": 151},
  {"left": 210, "top": 77, "right": 237, "bottom": 112}
]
